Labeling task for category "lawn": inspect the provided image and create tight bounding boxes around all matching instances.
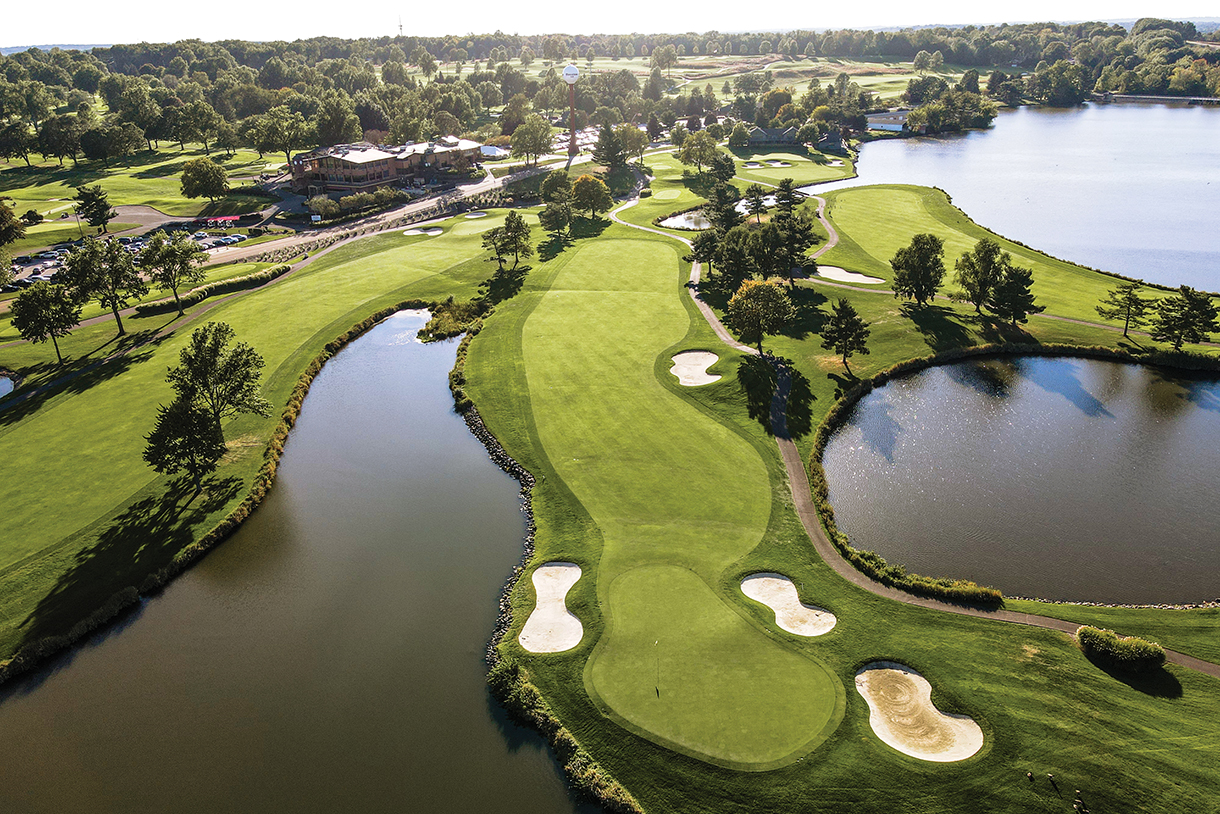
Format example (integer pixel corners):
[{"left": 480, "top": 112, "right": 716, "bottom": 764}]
[
  {"left": 0, "top": 211, "right": 527, "bottom": 660},
  {"left": 0, "top": 145, "right": 278, "bottom": 222},
  {"left": 464, "top": 208, "right": 1220, "bottom": 812},
  {"left": 729, "top": 148, "right": 854, "bottom": 188}
]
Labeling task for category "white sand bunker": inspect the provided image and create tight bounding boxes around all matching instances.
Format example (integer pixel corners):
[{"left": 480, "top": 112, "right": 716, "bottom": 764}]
[
  {"left": 815, "top": 266, "right": 885, "bottom": 284},
  {"left": 742, "top": 573, "right": 836, "bottom": 636},
  {"left": 766, "top": 160, "right": 791, "bottom": 167},
  {"left": 743, "top": 161, "right": 763, "bottom": 168},
  {"left": 464, "top": 211, "right": 488, "bottom": 218},
  {"left": 423, "top": 228, "right": 443, "bottom": 236},
  {"left": 402, "top": 229, "right": 424, "bottom": 235},
  {"left": 519, "top": 562, "right": 583, "bottom": 653},
  {"left": 670, "top": 351, "right": 721, "bottom": 386},
  {"left": 826, "top": 159, "right": 844, "bottom": 166},
  {"left": 855, "top": 662, "right": 984, "bottom": 762}
]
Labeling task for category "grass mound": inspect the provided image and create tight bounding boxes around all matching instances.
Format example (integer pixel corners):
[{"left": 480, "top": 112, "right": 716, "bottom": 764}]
[{"left": 1077, "top": 626, "right": 1166, "bottom": 672}]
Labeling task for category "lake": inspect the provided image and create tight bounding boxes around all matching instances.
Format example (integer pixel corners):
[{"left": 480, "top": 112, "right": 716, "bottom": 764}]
[
  {"left": 822, "top": 356, "right": 1220, "bottom": 605},
  {"left": 808, "top": 104, "right": 1220, "bottom": 290},
  {"left": 0, "top": 312, "right": 590, "bottom": 814}
]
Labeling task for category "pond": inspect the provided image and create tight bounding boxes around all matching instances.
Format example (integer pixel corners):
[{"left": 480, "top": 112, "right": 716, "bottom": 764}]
[
  {"left": 0, "top": 376, "right": 12, "bottom": 399},
  {"left": 0, "top": 311, "right": 590, "bottom": 814},
  {"left": 806, "top": 104, "right": 1220, "bottom": 289},
  {"left": 822, "top": 356, "right": 1220, "bottom": 605}
]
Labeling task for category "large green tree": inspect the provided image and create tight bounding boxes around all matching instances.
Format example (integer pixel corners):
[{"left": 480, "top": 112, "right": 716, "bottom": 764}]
[
  {"left": 10, "top": 281, "right": 82, "bottom": 365},
  {"left": 140, "top": 231, "right": 209, "bottom": 315},
  {"left": 0, "top": 199, "right": 26, "bottom": 248},
  {"left": 64, "top": 237, "right": 148, "bottom": 336},
  {"left": 262, "top": 105, "right": 311, "bottom": 165},
  {"left": 501, "top": 211, "right": 534, "bottom": 269},
  {"left": 987, "top": 265, "right": 1044, "bottom": 326},
  {"left": 1096, "top": 282, "right": 1153, "bottom": 338},
  {"left": 591, "top": 123, "right": 625, "bottom": 168},
  {"left": 166, "top": 321, "right": 272, "bottom": 426},
  {"left": 74, "top": 184, "right": 117, "bottom": 233},
  {"left": 572, "top": 174, "right": 612, "bottom": 219},
  {"left": 143, "top": 397, "right": 228, "bottom": 487},
  {"left": 725, "top": 278, "right": 795, "bottom": 351},
  {"left": 677, "top": 130, "right": 718, "bottom": 174},
  {"left": 614, "top": 123, "right": 649, "bottom": 164},
  {"left": 821, "top": 297, "right": 870, "bottom": 374},
  {"left": 509, "top": 113, "right": 552, "bottom": 167},
  {"left": 0, "top": 121, "right": 37, "bottom": 166},
  {"left": 891, "top": 233, "right": 946, "bottom": 307},
  {"left": 1150, "top": 286, "right": 1219, "bottom": 350},
  {"left": 743, "top": 183, "right": 768, "bottom": 224},
  {"left": 180, "top": 157, "right": 230, "bottom": 202},
  {"left": 954, "top": 238, "right": 1007, "bottom": 312}
]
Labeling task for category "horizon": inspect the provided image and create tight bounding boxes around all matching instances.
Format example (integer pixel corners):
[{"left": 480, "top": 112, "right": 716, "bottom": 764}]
[{"left": 4, "top": 2, "right": 1218, "bottom": 50}]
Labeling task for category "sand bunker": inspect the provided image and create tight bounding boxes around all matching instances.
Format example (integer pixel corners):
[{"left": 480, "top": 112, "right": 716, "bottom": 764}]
[
  {"left": 854, "top": 662, "right": 984, "bottom": 762},
  {"left": 670, "top": 351, "right": 721, "bottom": 386},
  {"left": 741, "top": 573, "right": 836, "bottom": 636},
  {"left": 423, "top": 228, "right": 443, "bottom": 236},
  {"left": 464, "top": 211, "right": 488, "bottom": 219},
  {"left": 402, "top": 229, "right": 424, "bottom": 235},
  {"left": 519, "top": 562, "right": 583, "bottom": 653},
  {"left": 815, "top": 266, "right": 885, "bottom": 284},
  {"left": 743, "top": 161, "right": 763, "bottom": 168},
  {"left": 766, "top": 160, "right": 791, "bottom": 167},
  {"left": 826, "top": 159, "right": 844, "bottom": 167}
]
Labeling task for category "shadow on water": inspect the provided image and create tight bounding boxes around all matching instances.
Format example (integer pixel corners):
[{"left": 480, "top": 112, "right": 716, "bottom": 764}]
[
  {"left": 15, "top": 475, "right": 243, "bottom": 655},
  {"left": 946, "top": 358, "right": 1022, "bottom": 399},
  {"left": 1023, "top": 358, "right": 1114, "bottom": 418}
]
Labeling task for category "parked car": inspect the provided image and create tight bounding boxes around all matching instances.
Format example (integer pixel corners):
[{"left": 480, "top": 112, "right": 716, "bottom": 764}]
[{"left": 231, "top": 234, "right": 248, "bottom": 242}]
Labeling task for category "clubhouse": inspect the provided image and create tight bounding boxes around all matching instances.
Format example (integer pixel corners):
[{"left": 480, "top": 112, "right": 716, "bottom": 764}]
[{"left": 290, "top": 136, "right": 482, "bottom": 195}]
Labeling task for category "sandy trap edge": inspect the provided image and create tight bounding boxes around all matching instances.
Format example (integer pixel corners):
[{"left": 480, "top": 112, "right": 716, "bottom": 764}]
[
  {"left": 519, "top": 562, "right": 583, "bottom": 653},
  {"left": 854, "top": 662, "right": 984, "bottom": 762},
  {"left": 670, "top": 351, "right": 721, "bottom": 386},
  {"left": 741, "top": 573, "right": 836, "bottom": 636},
  {"left": 814, "top": 266, "right": 885, "bottom": 284}
]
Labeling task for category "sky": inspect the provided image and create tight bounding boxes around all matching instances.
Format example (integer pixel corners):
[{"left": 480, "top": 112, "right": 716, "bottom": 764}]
[{"left": 3, "top": 0, "right": 1216, "bottom": 48}]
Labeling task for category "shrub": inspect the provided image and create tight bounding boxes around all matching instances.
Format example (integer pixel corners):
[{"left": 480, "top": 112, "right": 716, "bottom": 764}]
[
  {"left": 1077, "top": 626, "right": 1166, "bottom": 672},
  {"left": 134, "top": 264, "right": 292, "bottom": 315},
  {"left": 639, "top": 188, "right": 652, "bottom": 198}
]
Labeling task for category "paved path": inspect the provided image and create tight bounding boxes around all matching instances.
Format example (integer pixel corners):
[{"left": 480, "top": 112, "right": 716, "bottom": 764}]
[{"left": 610, "top": 192, "right": 1220, "bottom": 681}]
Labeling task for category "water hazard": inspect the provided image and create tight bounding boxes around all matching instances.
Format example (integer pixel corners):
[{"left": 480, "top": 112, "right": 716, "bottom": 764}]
[
  {"left": 823, "top": 356, "right": 1220, "bottom": 605},
  {"left": 0, "top": 311, "right": 590, "bottom": 814}
]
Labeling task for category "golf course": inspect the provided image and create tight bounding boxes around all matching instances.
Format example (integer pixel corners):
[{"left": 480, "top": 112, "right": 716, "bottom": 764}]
[{"left": 2, "top": 146, "right": 1219, "bottom": 812}]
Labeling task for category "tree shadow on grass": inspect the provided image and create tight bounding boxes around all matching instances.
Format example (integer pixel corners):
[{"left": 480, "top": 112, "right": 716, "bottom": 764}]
[
  {"left": 976, "top": 313, "right": 1039, "bottom": 346},
  {"left": 784, "top": 363, "right": 816, "bottom": 438},
  {"left": 538, "top": 233, "right": 573, "bottom": 262},
  {"left": 13, "top": 474, "right": 244, "bottom": 664},
  {"left": 1083, "top": 654, "right": 1183, "bottom": 699},
  {"left": 479, "top": 264, "right": 531, "bottom": 304},
  {"left": 569, "top": 217, "right": 609, "bottom": 241},
  {"left": 901, "top": 302, "right": 976, "bottom": 352},
  {"left": 737, "top": 354, "right": 777, "bottom": 430},
  {"left": 784, "top": 286, "right": 828, "bottom": 340}
]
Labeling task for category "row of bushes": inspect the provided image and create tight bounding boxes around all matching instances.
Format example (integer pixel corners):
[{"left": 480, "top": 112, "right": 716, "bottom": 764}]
[
  {"left": 419, "top": 297, "right": 491, "bottom": 343},
  {"left": 808, "top": 341, "right": 1220, "bottom": 607},
  {"left": 445, "top": 319, "right": 481, "bottom": 414},
  {"left": 488, "top": 659, "right": 643, "bottom": 814},
  {"left": 1076, "top": 625, "right": 1166, "bottom": 672},
  {"left": 134, "top": 264, "right": 292, "bottom": 315},
  {"left": 0, "top": 299, "right": 431, "bottom": 688}
]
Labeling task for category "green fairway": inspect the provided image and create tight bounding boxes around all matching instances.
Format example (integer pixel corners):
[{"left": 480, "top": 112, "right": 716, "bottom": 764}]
[
  {"left": 0, "top": 146, "right": 277, "bottom": 220},
  {"left": 731, "top": 149, "right": 854, "bottom": 187}
]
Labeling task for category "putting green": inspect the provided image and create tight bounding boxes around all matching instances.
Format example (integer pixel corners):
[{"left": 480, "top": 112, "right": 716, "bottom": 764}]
[
  {"left": 516, "top": 233, "right": 842, "bottom": 767},
  {"left": 588, "top": 565, "right": 843, "bottom": 769}
]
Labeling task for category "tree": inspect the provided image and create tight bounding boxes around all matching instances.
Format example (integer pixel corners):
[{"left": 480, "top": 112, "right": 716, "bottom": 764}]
[
  {"left": 708, "top": 152, "right": 736, "bottom": 183},
  {"left": 683, "top": 229, "right": 720, "bottom": 275},
  {"left": 38, "top": 115, "right": 82, "bottom": 165},
  {"left": 179, "top": 100, "right": 221, "bottom": 153},
  {"left": 954, "top": 238, "right": 1007, "bottom": 312},
  {"left": 987, "top": 265, "right": 1044, "bottom": 326},
  {"left": 314, "top": 89, "right": 361, "bottom": 147},
  {"left": 143, "top": 397, "right": 228, "bottom": 486},
  {"left": 140, "top": 231, "right": 209, "bottom": 314},
  {"left": 771, "top": 209, "right": 818, "bottom": 288},
  {"left": 572, "top": 174, "right": 612, "bottom": 219},
  {"left": 538, "top": 198, "right": 572, "bottom": 235},
  {"left": 10, "top": 281, "right": 81, "bottom": 365},
  {"left": 74, "top": 184, "right": 117, "bottom": 233},
  {"left": 704, "top": 181, "right": 742, "bottom": 232},
  {"left": 501, "top": 211, "right": 534, "bottom": 269},
  {"left": 0, "top": 121, "right": 37, "bottom": 166},
  {"left": 510, "top": 114, "right": 552, "bottom": 167},
  {"left": 64, "top": 237, "right": 148, "bottom": 336},
  {"left": 591, "top": 123, "right": 625, "bottom": 168},
  {"left": 744, "top": 183, "right": 768, "bottom": 224},
  {"left": 728, "top": 122, "right": 751, "bottom": 148},
  {"left": 773, "top": 178, "right": 803, "bottom": 214},
  {"left": 180, "top": 157, "right": 229, "bottom": 203},
  {"left": 541, "top": 169, "right": 573, "bottom": 204},
  {"left": 669, "top": 122, "right": 688, "bottom": 147},
  {"left": 482, "top": 226, "right": 509, "bottom": 270},
  {"left": 891, "top": 233, "right": 946, "bottom": 307},
  {"left": 614, "top": 124, "right": 648, "bottom": 164},
  {"left": 1096, "top": 282, "right": 1154, "bottom": 338},
  {"left": 913, "top": 50, "right": 932, "bottom": 73},
  {"left": 821, "top": 297, "right": 870, "bottom": 374},
  {"left": 166, "top": 321, "right": 272, "bottom": 427},
  {"left": 262, "top": 105, "right": 311, "bottom": 165},
  {"left": 1150, "top": 286, "right": 1219, "bottom": 350},
  {"left": 677, "top": 130, "right": 718, "bottom": 174},
  {"left": 651, "top": 44, "right": 678, "bottom": 77},
  {"left": 725, "top": 279, "right": 795, "bottom": 351},
  {"left": 646, "top": 113, "right": 663, "bottom": 141},
  {"left": 0, "top": 200, "right": 26, "bottom": 248}
]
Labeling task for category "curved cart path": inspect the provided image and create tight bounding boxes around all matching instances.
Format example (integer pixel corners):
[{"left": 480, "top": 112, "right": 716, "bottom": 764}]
[{"left": 609, "top": 196, "right": 1220, "bottom": 681}]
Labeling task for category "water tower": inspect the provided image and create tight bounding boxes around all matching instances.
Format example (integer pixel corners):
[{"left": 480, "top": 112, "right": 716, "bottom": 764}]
[{"left": 562, "top": 64, "right": 580, "bottom": 157}]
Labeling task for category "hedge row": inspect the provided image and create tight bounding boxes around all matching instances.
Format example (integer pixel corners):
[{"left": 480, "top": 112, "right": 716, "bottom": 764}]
[
  {"left": 134, "top": 264, "right": 292, "bottom": 315},
  {"left": 1076, "top": 625, "right": 1166, "bottom": 672},
  {"left": 0, "top": 299, "right": 432, "bottom": 688},
  {"left": 446, "top": 319, "right": 481, "bottom": 414},
  {"left": 488, "top": 659, "right": 643, "bottom": 814},
  {"left": 808, "top": 342, "right": 1220, "bottom": 607}
]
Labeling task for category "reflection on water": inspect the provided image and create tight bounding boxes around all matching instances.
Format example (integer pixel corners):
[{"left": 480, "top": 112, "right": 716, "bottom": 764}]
[
  {"left": 0, "top": 312, "right": 591, "bottom": 814},
  {"left": 805, "top": 104, "right": 1220, "bottom": 288},
  {"left": 0, "top": 376, "right": 12, "bottom": 398},
  {"left": 824, "top": 357, "right": 1220, "bottom": 604}
]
